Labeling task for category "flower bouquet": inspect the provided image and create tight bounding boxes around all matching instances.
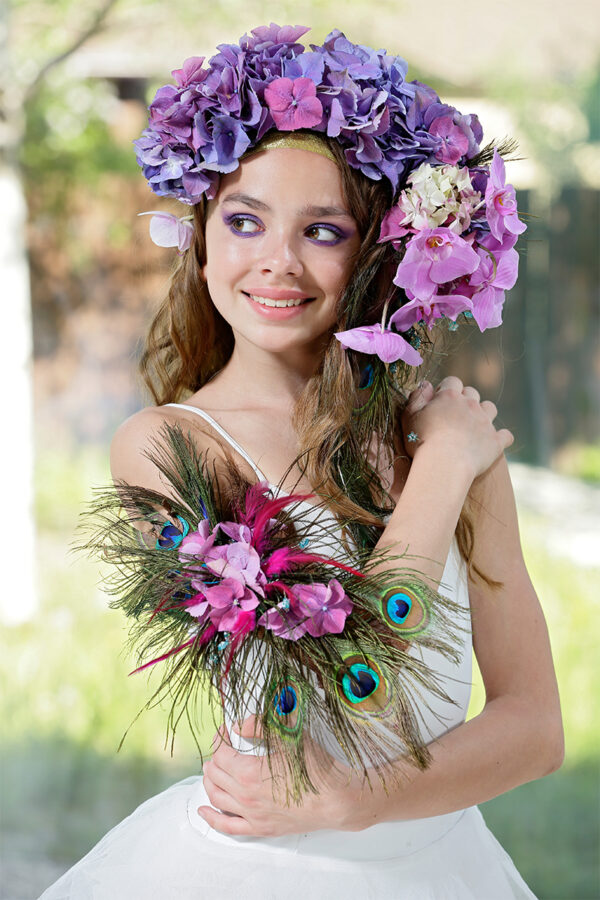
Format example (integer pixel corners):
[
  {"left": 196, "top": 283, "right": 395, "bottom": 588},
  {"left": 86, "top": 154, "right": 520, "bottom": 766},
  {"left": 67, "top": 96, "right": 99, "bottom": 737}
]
[{"left": 81, "top": 424, "right": 467, "bottom": 799}]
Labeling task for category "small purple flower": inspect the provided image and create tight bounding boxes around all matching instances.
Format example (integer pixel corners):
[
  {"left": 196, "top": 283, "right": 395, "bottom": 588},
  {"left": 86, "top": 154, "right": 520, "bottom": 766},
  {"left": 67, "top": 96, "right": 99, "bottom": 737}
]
[
  {"left": 202, "top": 116, "right": 251, "bottom": 171},
  {"left": 290, "top": 579, "right": 353, "bottom": 637},
  {"left": 264, "top": 77, "right": 323, "bottom": 130},
  {"left": 484, "top": 151, "right": 527, "bottom": 242},
  {"left": 334, "top": 324, "right": 423, "bottom": 366},
  {"left": 392, "top": 228, "right": 480, "bottom": 302}
]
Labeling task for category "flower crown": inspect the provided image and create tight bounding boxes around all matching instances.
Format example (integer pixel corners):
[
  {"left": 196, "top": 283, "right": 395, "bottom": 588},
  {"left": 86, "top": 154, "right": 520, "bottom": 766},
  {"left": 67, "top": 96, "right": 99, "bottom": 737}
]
[{"left": 136, "top": 24, "right": 526, "bottom": 367}]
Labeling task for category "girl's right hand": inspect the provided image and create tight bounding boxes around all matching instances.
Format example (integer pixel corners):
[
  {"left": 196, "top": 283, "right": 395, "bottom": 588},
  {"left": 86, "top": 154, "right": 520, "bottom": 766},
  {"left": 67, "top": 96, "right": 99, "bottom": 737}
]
[{"left": 401, "top": 376, "right": 514, "bottom": 480}]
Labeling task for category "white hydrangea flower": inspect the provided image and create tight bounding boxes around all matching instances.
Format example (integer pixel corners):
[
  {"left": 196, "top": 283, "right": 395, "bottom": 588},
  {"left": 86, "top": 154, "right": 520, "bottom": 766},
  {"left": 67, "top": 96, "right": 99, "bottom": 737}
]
[{"left": 397, "top": 163, "right": 483, "bottom": 234}]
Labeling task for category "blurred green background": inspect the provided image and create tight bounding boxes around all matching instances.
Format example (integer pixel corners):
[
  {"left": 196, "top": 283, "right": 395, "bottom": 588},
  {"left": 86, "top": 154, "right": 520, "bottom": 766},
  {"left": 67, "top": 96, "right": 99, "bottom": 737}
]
[{"left": 2, "top": 0, "right": 599, "bottom": 897}]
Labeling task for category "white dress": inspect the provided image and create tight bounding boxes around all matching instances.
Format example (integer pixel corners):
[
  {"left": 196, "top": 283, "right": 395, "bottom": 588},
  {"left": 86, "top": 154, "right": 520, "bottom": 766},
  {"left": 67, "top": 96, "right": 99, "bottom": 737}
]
[{"left": 39, "top": 405, "right": 537, "bottom": 899}]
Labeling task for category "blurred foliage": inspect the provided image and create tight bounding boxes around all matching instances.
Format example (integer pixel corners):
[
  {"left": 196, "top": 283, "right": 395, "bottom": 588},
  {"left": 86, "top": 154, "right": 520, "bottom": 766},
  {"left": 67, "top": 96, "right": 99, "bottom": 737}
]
[
  {"left": 553, "top": 441, "right": 600, "bottom": 484},
  {"left": 1, "top": 445, "right": 599, "bottom": 896},
  {"left": 21, "top": 74, "right": 137, "bottom": 214},
  {"left": 483, "top": 58, "right": 600, "bottom": 189}
]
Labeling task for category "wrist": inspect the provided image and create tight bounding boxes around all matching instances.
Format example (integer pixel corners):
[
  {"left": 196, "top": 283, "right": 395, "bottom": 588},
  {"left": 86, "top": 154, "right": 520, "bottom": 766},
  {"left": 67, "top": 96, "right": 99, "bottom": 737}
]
[{"left": 411, "top": 438, "right": 477, "bottom": 487}]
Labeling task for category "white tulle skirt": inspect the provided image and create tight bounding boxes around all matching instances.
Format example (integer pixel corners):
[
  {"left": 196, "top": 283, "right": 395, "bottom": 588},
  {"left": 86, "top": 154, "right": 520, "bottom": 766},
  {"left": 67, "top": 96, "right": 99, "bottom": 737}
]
[{"left": 39, "top": 774, "right": 537, "bottom": 899}]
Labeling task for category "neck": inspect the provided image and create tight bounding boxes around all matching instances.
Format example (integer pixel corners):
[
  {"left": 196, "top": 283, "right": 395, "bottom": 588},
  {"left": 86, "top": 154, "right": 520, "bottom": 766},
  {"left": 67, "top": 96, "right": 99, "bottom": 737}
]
[{"left": 207, "top": 339, "right": 326, "bottom": 411}]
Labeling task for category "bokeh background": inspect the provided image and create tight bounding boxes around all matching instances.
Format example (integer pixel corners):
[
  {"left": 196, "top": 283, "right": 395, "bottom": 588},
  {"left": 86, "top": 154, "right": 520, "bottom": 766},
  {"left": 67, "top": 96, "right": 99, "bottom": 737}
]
[{"left": 2, "top": 1, "right": 599, "bottom": 897}]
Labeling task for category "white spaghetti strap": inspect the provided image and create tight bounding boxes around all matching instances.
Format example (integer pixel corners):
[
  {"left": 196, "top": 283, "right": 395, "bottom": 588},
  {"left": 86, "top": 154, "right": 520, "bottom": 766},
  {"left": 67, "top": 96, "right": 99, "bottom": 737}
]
[{"left": 163, "top": 403, "right": 268, "bottom": 482}]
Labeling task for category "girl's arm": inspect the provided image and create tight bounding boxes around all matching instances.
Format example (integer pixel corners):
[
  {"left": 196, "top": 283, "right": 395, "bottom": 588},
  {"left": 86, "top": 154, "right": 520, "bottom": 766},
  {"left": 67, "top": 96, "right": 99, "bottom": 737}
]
[{"left": 198, "top": 389, "right": 563, "bottom": 835}]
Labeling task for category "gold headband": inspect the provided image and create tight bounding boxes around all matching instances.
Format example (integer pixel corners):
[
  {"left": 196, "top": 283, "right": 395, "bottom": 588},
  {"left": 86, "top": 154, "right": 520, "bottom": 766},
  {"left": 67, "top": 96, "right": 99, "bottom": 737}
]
[{"left": 243, "top": 131, "right": 337, "bottom": 164}]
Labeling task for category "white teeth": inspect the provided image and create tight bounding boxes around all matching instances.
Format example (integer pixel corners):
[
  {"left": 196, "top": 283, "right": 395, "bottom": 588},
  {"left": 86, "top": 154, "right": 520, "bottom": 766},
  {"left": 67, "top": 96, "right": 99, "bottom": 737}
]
[{"left": 248, "top": 293, "right": 309, "bottom": 308}]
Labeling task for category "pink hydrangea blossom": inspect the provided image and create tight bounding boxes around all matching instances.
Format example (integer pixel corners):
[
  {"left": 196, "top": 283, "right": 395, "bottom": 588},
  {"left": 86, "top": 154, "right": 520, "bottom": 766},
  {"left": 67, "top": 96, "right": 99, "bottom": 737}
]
[
  {"left": 202, "top": 577, "right": 260, "bottom": 632},
  {"left": 393, "top": 228, "right": 480, "bottom": 302},
  {"left": 264, "top": 77, "right": 323, "bottom": 131},
  {"left": 291, "top": 579, "right": 353, "bottom": 638},
  {"left": 258, "top": 602, "right": 308, "bottom": 641},
  {"left": 203, "top": 541, "right": 266, "bottom": 597}
]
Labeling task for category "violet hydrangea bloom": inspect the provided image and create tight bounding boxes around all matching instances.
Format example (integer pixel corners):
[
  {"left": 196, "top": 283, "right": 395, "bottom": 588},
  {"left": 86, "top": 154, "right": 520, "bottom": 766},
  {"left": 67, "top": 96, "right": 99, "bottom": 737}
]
[
  {"left": 134, "top": 25, "right": 483, "bottom": 203},
  {"left": 258, "top": 601, "right": 308, "bottom": 641},
  {"left": 334, "top": 324, "right": 423, "bottom": 366}
]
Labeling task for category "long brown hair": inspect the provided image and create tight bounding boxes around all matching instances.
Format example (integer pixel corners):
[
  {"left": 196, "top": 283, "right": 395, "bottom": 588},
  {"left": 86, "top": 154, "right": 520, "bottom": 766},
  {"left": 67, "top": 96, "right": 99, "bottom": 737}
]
[{"left": 139, "top": 137, "right": 493, "bottom": 585}]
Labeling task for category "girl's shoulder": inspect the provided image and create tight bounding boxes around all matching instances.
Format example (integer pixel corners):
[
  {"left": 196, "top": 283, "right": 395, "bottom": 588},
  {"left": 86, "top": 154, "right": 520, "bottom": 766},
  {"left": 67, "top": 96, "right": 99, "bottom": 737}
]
[{"left": 110, "top": 405, "right": 223, "bottom": 491}]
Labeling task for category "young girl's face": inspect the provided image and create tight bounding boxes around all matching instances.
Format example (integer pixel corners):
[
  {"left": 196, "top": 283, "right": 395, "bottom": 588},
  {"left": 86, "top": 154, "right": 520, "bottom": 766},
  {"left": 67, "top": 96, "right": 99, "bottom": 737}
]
[{"left": 202, "top": 147, "right": 361, "bottom": 357}]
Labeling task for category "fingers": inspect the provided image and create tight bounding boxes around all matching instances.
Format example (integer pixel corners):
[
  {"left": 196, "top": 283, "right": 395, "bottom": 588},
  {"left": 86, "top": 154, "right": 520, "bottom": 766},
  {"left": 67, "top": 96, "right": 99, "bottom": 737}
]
[
  {"left": 435, "top": 375, "right": 464, "bottom": 394},
  {"left": 197, "top": 805, "right": 252, "bottom": 835},
  {"left": 233, "top": 714, "right": 263, "bottom": 740},
  {"left": 406, "top": 380, "right": 434, "bottom": 413},
  {"left": 497, "top": 428, "right": 514, "bottom": 450},
  {"left": 480, "top": 399, "right": 497, "bottom": 420},
  {"left": 462, "top": 386, "right": 480, "bottom": 403}
]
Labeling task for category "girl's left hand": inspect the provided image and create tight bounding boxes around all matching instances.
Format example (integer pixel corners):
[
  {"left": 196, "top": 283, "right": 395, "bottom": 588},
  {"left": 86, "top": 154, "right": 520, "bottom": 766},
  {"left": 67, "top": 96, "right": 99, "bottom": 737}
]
[{"left": 198, "top": 718, "right": 377, "bottom": 836}]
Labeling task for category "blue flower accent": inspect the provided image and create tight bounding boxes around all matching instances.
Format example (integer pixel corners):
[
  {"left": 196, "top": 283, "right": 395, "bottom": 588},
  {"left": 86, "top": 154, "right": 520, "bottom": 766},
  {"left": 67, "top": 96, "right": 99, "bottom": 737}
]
[{"left": 407, "top": 431, "right": 419, "bottom": 443}]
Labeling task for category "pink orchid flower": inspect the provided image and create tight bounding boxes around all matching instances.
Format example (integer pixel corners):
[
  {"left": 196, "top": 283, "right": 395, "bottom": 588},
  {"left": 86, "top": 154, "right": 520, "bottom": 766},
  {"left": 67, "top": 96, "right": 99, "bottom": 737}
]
[
  {"left": 378, "top": 205, "right": 411, "bottom": 245},
  {"left": 484, "top": 151, "right": 527, "bottom": 243},
  {"left": 334, "top": 324, "right": 423, "bottom": 366},
  {"left": 393, "top": 228, "right": 480, "bottom": 302},
  {"left": 467, "top": 244, "right": 519, "bottom": 331},
  {"left": 264, "top": 77, "right": 323, "bottom": 131},
  {"left": 390, "top": 292, "right": 473, "bottom": 332},
  {"left": 138, "top": 211, "right": 194, "bottom": 252}
]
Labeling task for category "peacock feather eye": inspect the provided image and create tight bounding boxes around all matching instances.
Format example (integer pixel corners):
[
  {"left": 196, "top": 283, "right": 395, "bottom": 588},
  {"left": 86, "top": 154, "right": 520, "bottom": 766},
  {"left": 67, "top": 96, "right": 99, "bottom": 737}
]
[
  {"left": 156, "top": 515, "right": 190, "bottom": 550},
  {"left": 335, "top": 653, "right": 393, "bottom": 718},
  {"left": 380, "top": 584, "right": 430, "bottom": 636},
  {"left": 266, "top": 677, "right": 304, "bottom": 739},
  {"left": 358, "top": 363, "right": 374, "bottom": 390}
]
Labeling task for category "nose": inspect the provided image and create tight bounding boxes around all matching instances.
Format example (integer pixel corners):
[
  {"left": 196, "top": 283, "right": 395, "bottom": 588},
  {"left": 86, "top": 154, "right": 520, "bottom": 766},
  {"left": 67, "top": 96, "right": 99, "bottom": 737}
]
[{"left": 258, "top": 230, "right": 304, "bottom": 278}]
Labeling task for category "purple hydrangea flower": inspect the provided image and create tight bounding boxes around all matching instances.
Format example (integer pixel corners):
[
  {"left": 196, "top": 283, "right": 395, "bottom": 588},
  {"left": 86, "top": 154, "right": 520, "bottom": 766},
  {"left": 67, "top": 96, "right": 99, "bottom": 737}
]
[{"left": 134, "top": 25, "right": 483, "bottom": 203}]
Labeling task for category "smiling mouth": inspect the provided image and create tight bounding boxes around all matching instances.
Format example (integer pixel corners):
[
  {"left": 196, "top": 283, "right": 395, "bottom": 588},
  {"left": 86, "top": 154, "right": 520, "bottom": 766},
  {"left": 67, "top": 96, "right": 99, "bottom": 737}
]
[{"left": 243, "top": 292, "right": 316, "bottom": 308}]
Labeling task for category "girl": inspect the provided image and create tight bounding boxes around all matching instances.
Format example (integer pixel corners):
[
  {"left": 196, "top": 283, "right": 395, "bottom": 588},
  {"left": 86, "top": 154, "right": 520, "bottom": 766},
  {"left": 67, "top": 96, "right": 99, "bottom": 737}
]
[{"left": 41, "top": 25, "right": 563, "bottom": 899}]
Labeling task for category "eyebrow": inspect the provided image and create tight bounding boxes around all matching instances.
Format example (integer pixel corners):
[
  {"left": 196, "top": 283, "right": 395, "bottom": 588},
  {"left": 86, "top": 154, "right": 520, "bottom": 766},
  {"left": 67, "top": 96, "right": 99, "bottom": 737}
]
[{"left": 221, "top": 192, "right": 353, "bottom": 219}]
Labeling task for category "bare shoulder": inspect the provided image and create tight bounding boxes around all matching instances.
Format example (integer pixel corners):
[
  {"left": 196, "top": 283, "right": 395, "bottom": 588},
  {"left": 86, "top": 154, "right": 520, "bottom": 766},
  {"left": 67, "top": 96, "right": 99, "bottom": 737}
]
[{"left": 110, "top": 405, "right": 220, "bottom": 491}]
